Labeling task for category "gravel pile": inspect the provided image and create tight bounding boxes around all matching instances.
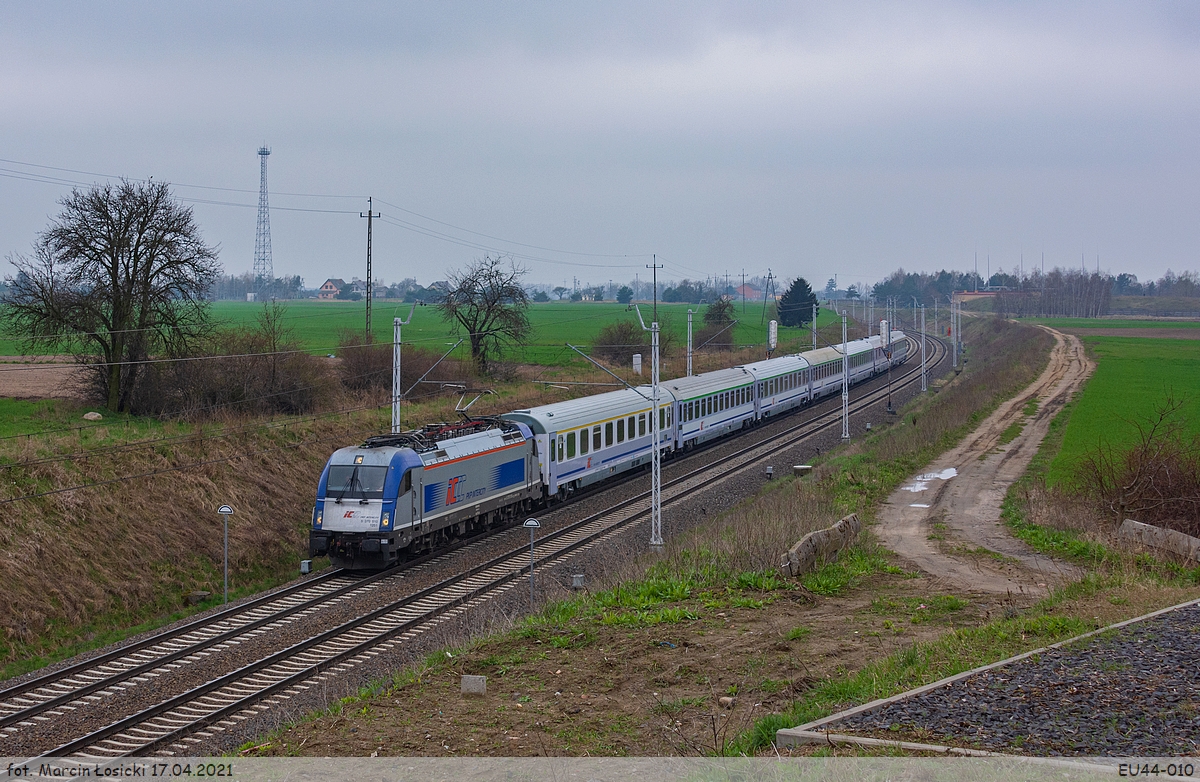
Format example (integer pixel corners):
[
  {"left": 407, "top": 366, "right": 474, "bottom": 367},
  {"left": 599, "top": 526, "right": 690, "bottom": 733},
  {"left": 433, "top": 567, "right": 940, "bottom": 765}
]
[{"left": 830, "top": 602, "right": 1200, "bottom": 756}]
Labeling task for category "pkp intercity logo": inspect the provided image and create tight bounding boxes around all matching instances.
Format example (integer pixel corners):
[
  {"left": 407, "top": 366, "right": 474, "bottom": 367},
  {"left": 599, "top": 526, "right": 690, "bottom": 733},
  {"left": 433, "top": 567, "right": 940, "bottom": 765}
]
[{"left": 445, "top": 475, "right": 467, "bottom": 505}]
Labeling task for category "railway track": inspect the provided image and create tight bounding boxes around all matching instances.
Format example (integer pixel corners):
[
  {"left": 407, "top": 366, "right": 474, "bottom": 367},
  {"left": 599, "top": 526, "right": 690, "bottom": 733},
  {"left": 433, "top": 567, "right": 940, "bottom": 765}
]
[{"left": 16, "top": 336, "right": 944, "bottom": 758}]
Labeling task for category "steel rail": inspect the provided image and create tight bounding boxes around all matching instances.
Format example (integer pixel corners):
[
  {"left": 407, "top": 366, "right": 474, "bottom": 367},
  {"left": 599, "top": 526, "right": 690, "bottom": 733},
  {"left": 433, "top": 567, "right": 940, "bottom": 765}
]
[{"left": 0, "top": 521, "right": 517, "bottom": 732}]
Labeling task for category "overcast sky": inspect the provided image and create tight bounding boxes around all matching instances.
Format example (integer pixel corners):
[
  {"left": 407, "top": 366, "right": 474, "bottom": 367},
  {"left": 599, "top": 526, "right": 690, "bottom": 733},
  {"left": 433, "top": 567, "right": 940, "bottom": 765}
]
[{"left": 2, "top": 2, "right": 1197, "bottom": 291}]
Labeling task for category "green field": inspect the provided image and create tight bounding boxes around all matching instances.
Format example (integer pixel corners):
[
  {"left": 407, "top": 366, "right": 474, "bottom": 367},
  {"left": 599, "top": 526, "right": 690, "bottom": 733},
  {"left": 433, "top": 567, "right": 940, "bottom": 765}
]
[
  {"left": 1, "top": 300, "right": 846, "bottom": 366},
  {"left": 1025, "top": 317, "right": 1200, "bottom": 330},
  {"left": 1048, "top": 336, "right": 1200, "bottom": 485}
]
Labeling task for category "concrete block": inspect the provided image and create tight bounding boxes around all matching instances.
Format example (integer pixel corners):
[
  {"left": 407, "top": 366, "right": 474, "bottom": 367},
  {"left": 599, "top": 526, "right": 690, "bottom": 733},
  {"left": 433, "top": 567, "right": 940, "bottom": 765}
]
[
  {"left": 793, "top": 465, "right": 812, "bottom": 477},
  {"left": 1118, "top": 519, "right": 1200, "bottom": 563},
  {"left": 461, "top": 675, "right": 487, "bottom": 696},
  {"left": 780, "top": 513, "right": 862, "bottom": 578}
]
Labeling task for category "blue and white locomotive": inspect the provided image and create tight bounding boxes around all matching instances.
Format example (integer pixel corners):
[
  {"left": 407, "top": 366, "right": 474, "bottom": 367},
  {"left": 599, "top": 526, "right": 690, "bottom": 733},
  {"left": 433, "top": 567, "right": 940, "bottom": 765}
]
[
  {"left": 309, "top": 419, "right": 542, "bottom": 569},
  {"left": 311, "top": 328, "right": 910, "bottom": 568}
]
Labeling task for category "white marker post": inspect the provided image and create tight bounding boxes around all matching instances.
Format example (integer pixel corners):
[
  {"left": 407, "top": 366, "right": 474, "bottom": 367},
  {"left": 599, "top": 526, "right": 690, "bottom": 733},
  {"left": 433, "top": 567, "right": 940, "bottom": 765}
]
[
  {"left": 523, "top": 518, "right": 541, "bottom": 609},
  {"left": 217, "top": 504, "right": 234, "bottom": 603}
]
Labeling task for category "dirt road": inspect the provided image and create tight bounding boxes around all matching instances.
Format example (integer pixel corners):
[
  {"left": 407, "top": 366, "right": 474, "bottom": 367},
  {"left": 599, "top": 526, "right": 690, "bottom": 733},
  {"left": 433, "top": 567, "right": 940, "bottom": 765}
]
[
  {"left": 0, "top": 357, "right": 80, "bottom": 400},
  {"left": 875, "top": 328, "right": 1093, "bottom": 595}
]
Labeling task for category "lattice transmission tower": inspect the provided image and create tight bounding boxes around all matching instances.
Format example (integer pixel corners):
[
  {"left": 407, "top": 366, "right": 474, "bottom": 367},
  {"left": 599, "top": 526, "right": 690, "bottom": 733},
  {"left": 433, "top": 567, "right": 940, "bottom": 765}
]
[{"left": 253, "top": 145, "right": 273, "bottom": 297}]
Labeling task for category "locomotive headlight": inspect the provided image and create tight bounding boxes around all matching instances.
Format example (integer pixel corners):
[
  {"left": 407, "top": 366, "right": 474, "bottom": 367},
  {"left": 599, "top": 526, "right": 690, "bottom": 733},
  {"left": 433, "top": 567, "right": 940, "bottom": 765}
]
[
  {"left": 381, "top": 512, "right": 391, "bottom": 528},
  {"left": 314, "top": 509, "right": 323, "bottom": 529}
]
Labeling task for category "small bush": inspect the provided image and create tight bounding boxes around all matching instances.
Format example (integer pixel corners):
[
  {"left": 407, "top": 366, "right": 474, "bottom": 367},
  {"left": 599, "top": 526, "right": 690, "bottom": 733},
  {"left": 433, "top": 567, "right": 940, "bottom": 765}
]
[
  {"left": 592, "top": 320, "right": 649, "bottom": 366},
  {"left": 1075, "top": 398, "right": 1200, "bottom": 536}
]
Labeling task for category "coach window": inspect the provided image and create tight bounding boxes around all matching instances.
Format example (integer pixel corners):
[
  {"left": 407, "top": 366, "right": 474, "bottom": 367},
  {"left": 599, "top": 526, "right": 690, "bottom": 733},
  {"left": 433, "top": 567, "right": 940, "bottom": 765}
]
[
  {"left": 566, "top": 432, "right": 576, "bottom": 459},
  {"left": 556, "top": 436, "right": 563, "bottom": 462},
  {"left": 617, "top": 418, "right": 625, "bottom": 443},
  {"left": 639, "top": 414, "right": 646, "bottom": 436},
  {"left": 605, "top": 422, "right": 613, "bottom": 447},
  {"left": 628, "top": 416, "right": 636, "bottom": 438},
  {"left": 593, "top": 426, "right": 601, "bottom": 451},
  {"left": 580, "top": 429, "right": 589, "bottom": 455}
]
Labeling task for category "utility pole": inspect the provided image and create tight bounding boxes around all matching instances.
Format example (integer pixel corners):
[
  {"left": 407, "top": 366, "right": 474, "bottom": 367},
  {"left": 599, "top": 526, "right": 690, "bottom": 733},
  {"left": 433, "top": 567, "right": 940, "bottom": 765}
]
[
  {"left": 841, "top": 311, "right": 849, "bottom": 443},
  {"left": 360, "top": 197, "right": 380, "bottom": 343},
  {"left": 760, "top": 269, "right": 775, "bottom": 325},
  {"left": 647, "top": 257, "right": 663, "bottom": 323},
  {"left": 949, "top": 295, "right": 957, "bottom": 368},
  {"left": 741, "top": 269, "right": 746, "bottom": 313},
  {"left": 811, "top": 302, "right": 817, "bottom": 350},
  {"left": 920, "top": 305, "right": 927, "bottom": 392},
  {"left": 885, "top": 314, "right": 894, "bottom": 415},
  {"left": 392, "top": 305, "right": 416, "bottom": 434}
]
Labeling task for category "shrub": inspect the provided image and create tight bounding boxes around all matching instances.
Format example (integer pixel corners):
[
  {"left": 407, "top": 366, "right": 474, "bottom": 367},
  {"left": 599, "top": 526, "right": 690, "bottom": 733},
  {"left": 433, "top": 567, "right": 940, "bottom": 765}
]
[
  {"left": 593, "top": 320, "right": 649, "bottom": 365},
  {"left": 1076, "top": 398, "right": 1200, "bottom": 535}
]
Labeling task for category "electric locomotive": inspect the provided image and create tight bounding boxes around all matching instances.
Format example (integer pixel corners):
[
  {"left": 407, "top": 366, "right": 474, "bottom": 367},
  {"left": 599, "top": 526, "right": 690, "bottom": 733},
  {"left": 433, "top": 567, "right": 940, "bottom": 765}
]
[{"left": 309, "top": 418, "right": 541, "bottom": 569}]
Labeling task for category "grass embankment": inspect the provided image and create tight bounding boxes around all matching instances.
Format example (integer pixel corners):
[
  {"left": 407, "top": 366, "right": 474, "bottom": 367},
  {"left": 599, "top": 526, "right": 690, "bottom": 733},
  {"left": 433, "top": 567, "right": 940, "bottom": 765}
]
[
  {"left": 0, "top": 374, "right": 599, "bottom": 680},
  {"left": 249, "top": 317, "right": 1075, "bottom": 757}
]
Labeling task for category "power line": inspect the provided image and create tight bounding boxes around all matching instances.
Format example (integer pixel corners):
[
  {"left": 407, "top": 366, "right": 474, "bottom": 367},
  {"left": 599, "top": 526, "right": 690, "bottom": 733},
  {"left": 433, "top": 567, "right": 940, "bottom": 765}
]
[{"left": 373, "top": 198, "right": 648, "bottom": 260}]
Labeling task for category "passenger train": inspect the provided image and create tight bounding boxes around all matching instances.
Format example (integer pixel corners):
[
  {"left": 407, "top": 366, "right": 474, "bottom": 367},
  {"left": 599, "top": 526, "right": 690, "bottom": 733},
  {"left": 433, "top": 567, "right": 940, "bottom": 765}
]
[{"left": 309, "top": 328, "right": 910, "bottom": 569}]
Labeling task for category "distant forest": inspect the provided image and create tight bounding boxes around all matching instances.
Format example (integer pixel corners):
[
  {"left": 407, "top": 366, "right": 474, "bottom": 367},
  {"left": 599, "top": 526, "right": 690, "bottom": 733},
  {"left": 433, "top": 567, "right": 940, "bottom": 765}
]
[{"left": 869, "top": 267, "right": 1200, "bottom": 318}]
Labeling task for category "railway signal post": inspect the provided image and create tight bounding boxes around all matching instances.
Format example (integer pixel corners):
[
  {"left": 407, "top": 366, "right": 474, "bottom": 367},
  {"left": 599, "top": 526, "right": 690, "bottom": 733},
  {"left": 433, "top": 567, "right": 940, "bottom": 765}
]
[{"left": 217, "top": 504, "right": 233, "bottom": 603}]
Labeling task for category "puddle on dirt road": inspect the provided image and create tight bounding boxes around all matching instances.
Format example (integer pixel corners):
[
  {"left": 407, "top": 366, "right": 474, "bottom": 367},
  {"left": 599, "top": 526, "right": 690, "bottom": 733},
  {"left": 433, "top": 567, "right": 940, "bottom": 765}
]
[{"left": 901, "top": 468, "right": 958, "bottom": 493}]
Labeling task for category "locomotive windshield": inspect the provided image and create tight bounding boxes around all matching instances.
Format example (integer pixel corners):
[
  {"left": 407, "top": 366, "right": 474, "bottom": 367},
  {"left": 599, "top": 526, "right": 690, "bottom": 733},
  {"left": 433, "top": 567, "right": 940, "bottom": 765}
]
[{"left": 327, "top": 465, "right": 388, "bottom": 501}]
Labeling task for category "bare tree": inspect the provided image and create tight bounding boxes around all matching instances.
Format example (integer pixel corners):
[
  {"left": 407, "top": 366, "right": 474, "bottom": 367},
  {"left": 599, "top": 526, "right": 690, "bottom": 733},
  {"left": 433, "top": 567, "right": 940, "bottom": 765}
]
[
  {"left": 4, "top": 180, "right": 219, "bottom": 411},
  {"left": 437, "top": 255, "right": 531, "bottom": 374}
]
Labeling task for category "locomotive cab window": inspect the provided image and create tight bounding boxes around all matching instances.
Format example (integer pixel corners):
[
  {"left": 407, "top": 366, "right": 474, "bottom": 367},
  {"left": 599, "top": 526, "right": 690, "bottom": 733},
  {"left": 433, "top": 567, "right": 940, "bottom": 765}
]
[
  {"left": 400, "top": 470, "right": 412, "bottom": 494},
  {"left": 327, "top": 465, "right": 388, "bottom": 501}
]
